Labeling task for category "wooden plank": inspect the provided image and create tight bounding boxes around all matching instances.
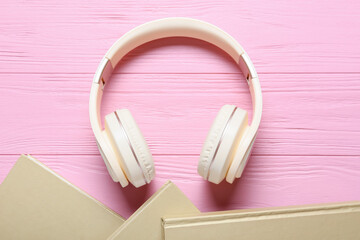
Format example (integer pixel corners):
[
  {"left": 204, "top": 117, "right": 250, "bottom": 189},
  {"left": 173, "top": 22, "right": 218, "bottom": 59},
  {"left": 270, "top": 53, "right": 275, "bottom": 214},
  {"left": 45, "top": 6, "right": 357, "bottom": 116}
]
[
  {"left": 0, "top": 73, "right": 359, "bottom": 156},
  {"left": 1, "top": 0, "right": 359, "bottom": 221},
  {"left": 1, "top": 154, "right": 359, "bottom": 218},
  {"left": 0, "top": 0, "right": 359, "bottom": 74}
]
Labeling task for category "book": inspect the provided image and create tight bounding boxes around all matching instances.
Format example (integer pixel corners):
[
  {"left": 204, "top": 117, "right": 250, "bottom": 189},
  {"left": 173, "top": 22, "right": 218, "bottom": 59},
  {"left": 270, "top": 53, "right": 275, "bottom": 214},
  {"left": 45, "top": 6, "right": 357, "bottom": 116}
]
[
  {"left": 162, "top": 201, "right": 360, "bottom": 240},
  {"left": 108, "top": 181, "right": 200, "bottom": 240},
  {"left": 0, "top": 155, "right": 125, "bottom": 239}
]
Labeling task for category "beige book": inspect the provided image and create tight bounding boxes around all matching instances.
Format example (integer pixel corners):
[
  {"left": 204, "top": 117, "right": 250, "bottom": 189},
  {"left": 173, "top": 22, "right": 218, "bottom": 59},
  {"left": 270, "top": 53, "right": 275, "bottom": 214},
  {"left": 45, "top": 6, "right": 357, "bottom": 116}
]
[
  {"left": 108, "top": 181, "right": 200, "bottom": 240},
  {"left": 0, "top": 155, "right": 125, "bottom": 240},
  {"left": 163, "top": 201, "right": 360, "bottom": 240}
]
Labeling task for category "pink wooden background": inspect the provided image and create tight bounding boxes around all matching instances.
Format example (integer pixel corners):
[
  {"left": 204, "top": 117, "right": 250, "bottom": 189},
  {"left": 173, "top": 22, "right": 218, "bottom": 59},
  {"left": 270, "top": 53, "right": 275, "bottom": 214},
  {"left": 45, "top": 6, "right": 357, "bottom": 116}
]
[{"left": 1, "top": 0, "right": 360, "bottom": 218}]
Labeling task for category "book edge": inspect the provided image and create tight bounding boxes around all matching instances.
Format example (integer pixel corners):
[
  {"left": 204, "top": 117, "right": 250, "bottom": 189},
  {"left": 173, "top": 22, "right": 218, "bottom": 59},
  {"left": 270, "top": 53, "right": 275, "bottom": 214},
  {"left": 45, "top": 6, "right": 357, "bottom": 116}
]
[
  {"left": 162, "top": 201, "right": 360, "bottom": 228},
  {"left": 107, "top": 180, "right": 174, "bottom": 239}
]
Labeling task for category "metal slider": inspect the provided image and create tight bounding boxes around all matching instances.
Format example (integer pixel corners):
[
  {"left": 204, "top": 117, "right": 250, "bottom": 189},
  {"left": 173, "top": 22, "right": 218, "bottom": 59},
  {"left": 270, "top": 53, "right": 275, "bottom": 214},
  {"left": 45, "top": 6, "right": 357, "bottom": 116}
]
[
  {"left": 93, "top": 57, "right": 114, "bottom": 86},
  {"left": 238, "top": 53, "right": 258, "bottom": 82}
]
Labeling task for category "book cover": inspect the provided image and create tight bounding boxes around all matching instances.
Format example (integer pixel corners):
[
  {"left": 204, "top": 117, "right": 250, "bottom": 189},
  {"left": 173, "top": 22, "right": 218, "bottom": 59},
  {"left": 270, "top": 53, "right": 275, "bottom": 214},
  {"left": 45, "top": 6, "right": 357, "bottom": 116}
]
[
  {"left": 108, "top": 181, "right": 200, "bottom": 240},
  {"left": 0, "top": 155, "right": 125, "bottom": 239},
  {"left": 162, "top": 201, "right": 360, "bottom": 240}
]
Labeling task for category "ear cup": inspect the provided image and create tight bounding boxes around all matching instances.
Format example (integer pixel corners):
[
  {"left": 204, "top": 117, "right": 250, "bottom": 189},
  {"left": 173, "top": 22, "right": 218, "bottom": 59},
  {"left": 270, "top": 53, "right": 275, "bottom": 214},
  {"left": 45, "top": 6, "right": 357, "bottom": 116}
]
[
  {"left": 104, "top": 110, "right": 154, "bottom": 188},
  {"left": 198, "top": 105, "right": 236, "bottom": 179},
  {"left": 116, "top": 109, "right": 155, "bottom": 183},
  {"left": 198, "top": 105, "right": 248, "bottom": 184}
]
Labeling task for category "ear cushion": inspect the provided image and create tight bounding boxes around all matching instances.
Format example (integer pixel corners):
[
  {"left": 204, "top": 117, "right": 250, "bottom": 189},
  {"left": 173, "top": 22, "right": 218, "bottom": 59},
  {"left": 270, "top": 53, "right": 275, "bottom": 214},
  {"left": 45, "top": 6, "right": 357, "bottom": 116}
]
[
  {"left": 96, "top": 134, "right": 129, "bottom": 187},
  {"left": 115, "top": 109, "right": 154, "bottom": 183},
  {"left": 105, "top": 111, "right": 147, "bottom": 187},
  {"left": 198, "top": 105, "right": 237, "bottom": 179},
  {"left": 198, "top": 105, "right": 248, "bottom": 184}
]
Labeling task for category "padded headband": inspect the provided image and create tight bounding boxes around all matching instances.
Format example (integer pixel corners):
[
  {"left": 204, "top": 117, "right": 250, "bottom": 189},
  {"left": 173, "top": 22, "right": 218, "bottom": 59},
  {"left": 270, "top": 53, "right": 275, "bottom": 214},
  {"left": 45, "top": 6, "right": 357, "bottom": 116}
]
[{"left": 89, "top": 17, "right": 262, "bottom": 178}]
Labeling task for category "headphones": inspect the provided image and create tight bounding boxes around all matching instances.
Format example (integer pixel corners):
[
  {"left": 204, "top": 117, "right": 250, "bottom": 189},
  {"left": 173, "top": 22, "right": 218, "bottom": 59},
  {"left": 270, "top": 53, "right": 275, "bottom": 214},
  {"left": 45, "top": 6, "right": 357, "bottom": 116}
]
[{"left": 89, "top": 18, "right": 262, "bottom": 188}]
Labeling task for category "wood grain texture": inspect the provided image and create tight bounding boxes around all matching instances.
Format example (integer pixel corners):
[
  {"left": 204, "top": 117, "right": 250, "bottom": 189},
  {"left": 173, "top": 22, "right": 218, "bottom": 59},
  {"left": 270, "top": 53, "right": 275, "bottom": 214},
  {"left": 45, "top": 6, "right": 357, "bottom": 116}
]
[{"left": 1, "top": 0, "right": 359, "bottom": 218}]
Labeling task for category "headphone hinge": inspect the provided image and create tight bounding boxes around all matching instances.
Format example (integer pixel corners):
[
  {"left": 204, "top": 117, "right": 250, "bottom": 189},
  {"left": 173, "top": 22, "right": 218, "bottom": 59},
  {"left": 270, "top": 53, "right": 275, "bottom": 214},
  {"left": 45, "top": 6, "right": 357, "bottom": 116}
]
[
  {"left": 238, "top": 53, "right": 258, "bottom": 83},
  {"left": 93, "top": 57, "right": 114, "bottom": 86}
]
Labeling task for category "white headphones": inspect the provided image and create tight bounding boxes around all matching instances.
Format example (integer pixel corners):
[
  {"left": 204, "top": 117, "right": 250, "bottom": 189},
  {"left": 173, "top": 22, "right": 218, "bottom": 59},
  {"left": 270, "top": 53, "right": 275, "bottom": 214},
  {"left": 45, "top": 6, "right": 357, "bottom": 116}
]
[{"left": 89, "top": 18, "right": 262, "bottom": 188}]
